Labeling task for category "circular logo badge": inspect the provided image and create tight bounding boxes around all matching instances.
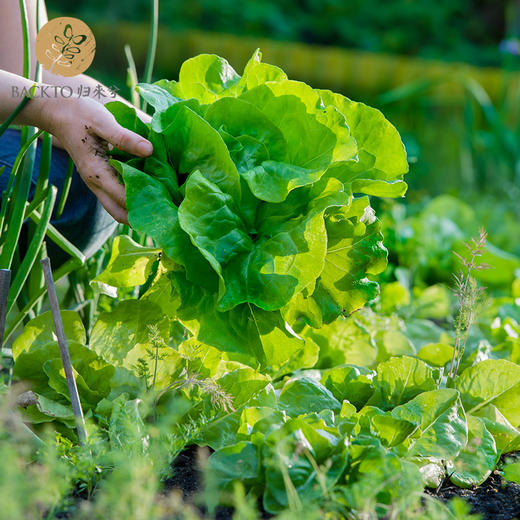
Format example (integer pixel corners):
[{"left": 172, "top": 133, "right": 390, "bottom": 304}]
[{"left": 35, "top": 17, "right": 96, "bottom": 77}]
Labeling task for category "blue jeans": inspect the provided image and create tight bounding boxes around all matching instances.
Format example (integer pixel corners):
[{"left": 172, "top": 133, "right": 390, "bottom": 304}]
[{"left": 0, "top": 129, "right": 117, "bottom": 266}]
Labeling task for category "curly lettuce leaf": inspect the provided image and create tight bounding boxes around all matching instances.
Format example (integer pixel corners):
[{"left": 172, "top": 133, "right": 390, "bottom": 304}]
[{"left": 105, "top": 50, "right": 409, "bottom": 361}]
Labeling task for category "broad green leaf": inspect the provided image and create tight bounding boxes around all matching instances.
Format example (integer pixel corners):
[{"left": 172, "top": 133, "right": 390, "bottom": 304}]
[
  {"left": 239, "top": 49, "right": 288, "bottom": 90},
  {"left": 141, "top": 146, "right": 181, "bottom": 202},
  {"left": 351, "top": 179, "right": 407, "bottom": 198},
  {"left": 320, "top": 364, "right": 374, "bottom": 409},
  {"left": 293, "top": 198, "right": 388, "bottom": 326},
  {"left": 204, "top": 96, "right": 287, "bottom": 165},
  {"left": 219, "top": 209, "right": 328, "bottom": 311},
  {"left": 14, "top": 342, "right": 70, "bottom": 391},
  {"left": 168, "top": 54, "right": 242, "bottom": 103},
  {"left": 392, "top": 388, "right": 467, "bottom": 460},
  {"left": 105, "top": 101, "right": 149, "bottom": 137},
  {"left": 196, "top": 386, "right": 278, "bottom": 451},
  {"left": 178, "top": 170, "right": 253, "bottom": 278},
  {"left": 421, "top": 194, "right": 476, "bottom": 230},
  {"left": 456, "top": 359, "right": 520, "bottom": 427},
  {"left": 318, "top": 89, "right": 409, "bottom": 182},
  {"left": 177, "top": 338, "right": 256, "bottom": 378},
  {"left": 472, "top": 404, "right": 520, "bottom": 454},
  {"left": 405, "top": 318, "right": 446, "bottom": 350},
  {"left": 236, "top": 406, "right": 279, "bottom": 440},
  {"left": 412, "top": 284, "right": 452, "bottom": 320},
  {"left": 353, "top": 309, "right": 415, "bottom": 365},
  {"left": 217, "top": 367, "right": 270, "bottom": 409},
  {"left": 93, "top": 235, "right": 161, "bottom": 289},
  {"left": 513, "top": 278, "right": 520, "bottom": 298},
  {"left": 139, "top": 264, "right": 178, "bottom": 319},
  {"left": 367, "top": 356, "right": 437, "bottom": 410},
  {"left": 43, "top": 354, "right": 114, "bottom": 410},
  {"left": 279, "top": 376, "right": 341, "bottom": 417},
  {"left": 472, "top": 242, "right": 520, "bottom": 287},
  {"left": 417, "top": 343, "right": 454, "bottom": 367},
  {"left": 151, "top": 103, "right": 241, "bottom": 201},
  {"left": 379, "top": 281, "right": 410, "bottom": 314},
  {"left": 448, "top": 415, "right": 498, "bottom": 488},
  {"left": 503, "top": 461, "right": 520, "bottom": 484},
  {"left": 12, "top": 310, "right": 86, "bottom": 360},
  {"left": 305, "top": 317, "right": 377, "bottom": 369},
  {"left": 20, "top": 392, "right": 76, "bottom": 428},
  {"left": 135, "top": 83, "right": 178, "bottom": 112},
  {"left": 14, "top": 339, "right": 115, "bottom": 412},
  {"left": 197, "top": 411, "right": 242, "bottom": 451},
  {"left": 114, "top": 161, "right": 217, "bottom": 288},
  {"left": 241, "top": 161, "right": 326, "bottom": 203},
  {"left": 358, "top": 406, "right": 415, "bottom": 447},
  {"left": 208, "top": 441, "right": 262, "bottom": 491},
  {"left": 375, "top": 328, "right": 416, "bottom": 363},
  {"left": 90, "top": 300, "right": 180, "bottom": 389},
  {"left": 240, "top": 81, "right": 356, "bottom": 171},
  {"left": 172, "top": 273, "right": 318, "bottom": 375}
]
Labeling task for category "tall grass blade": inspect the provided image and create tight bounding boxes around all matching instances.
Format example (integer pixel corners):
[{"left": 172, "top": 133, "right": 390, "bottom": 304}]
[
  {"left": 0, "top": 269, "right": 11, "bottom": 351},
  {"left": 56, "top": 158, "right": 74, "bottom": 218},
  {"left": 0, "top": 130, "right": 43, "bottom": 268},
  {"left": 7, "top": 186, "right": 57, "bottom": 315}
]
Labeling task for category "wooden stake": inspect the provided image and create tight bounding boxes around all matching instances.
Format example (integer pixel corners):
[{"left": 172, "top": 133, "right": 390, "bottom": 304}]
[{"left": 40, "top": 257, "right": 87, "bottom": 443}]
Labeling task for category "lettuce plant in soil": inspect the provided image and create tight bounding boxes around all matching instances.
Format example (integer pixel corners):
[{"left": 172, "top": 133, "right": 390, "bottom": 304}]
[{"left": 105, "top": 50, "right": 408, "bottom": 372}]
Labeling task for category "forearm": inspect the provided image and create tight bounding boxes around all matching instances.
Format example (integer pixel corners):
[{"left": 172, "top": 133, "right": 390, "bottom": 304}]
[
  {"left": 42, "top": 71, "right": 148, "bottom": 120},
  {"left": 0, "top": 69, "right": 55, "bottom": 130},
  {"left": 43, "top": 71, "right": 124, "bottom": 106},
  {"left": 0, "top": 67, "right": 153, "bottom": 225}
]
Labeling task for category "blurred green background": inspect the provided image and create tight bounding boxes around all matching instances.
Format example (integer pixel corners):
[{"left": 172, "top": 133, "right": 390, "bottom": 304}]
[
  {"left": 46, "top": 0, "right": 520, "bottom": 254},
  {"left": 48, "top": 0, "right": 509, "bottom": 66}
]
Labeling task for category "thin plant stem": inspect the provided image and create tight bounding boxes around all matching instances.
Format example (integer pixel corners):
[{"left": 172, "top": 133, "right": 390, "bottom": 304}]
[
  {"left": 0, "top": 96, "right": 31, "bottom": 139},
  {"left": 124, "top": 44, "right": 140, "bottom": 108},
  {"left": 27, "top": 208, "right": 86, "bottom": 264},
  {"left": 142, "top": 0, "right": 159, "bottom": 112},
  {"left": 56, "top": 158, "right": 74, "bottom": 218},
  {"left": 19, "top": 0, "right": 31, "bottom": 80}
]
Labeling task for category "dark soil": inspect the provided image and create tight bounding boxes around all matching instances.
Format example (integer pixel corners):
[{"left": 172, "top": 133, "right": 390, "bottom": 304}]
[
  {"left": 425, "top": 466, "right": 520, "bottom": 520},
  {"left": 164, "top": 445, "right": 235, "bottom": 520},
  {"left": 165, "top": 445, "right": 273, "bottom": 519},
  {"left": 169, "top": 447, "right": 520, "bottom": 520}
]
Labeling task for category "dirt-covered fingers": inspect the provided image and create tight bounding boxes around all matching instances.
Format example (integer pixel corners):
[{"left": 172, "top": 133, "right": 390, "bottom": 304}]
[{"left": 91, "top": 112, "right": 153, "bottom": 158}]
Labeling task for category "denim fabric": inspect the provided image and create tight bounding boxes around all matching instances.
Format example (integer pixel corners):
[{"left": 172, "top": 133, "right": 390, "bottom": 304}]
[{"left": 0, "top": 128, "right": 117, "bottom": 266}]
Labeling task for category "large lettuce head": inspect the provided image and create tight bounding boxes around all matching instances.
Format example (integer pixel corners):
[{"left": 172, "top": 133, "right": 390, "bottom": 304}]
[{"left": 107, "top": 51, "right": 408, "bottom": 371}]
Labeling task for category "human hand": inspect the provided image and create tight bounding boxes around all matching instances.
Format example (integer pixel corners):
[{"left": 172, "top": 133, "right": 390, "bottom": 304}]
[{"left": 42, "top": 95, "right": 152, "bottom": 224}]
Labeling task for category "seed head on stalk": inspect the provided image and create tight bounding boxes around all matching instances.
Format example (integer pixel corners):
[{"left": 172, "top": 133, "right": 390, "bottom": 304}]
[{"left": 449, "top": 228, "right": 490, "bottom": 379}]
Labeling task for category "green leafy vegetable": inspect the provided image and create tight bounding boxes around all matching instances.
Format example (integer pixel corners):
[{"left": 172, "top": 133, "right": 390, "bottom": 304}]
[{"left": 106, "top": 50, "right": 408, "bottom": 362}]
